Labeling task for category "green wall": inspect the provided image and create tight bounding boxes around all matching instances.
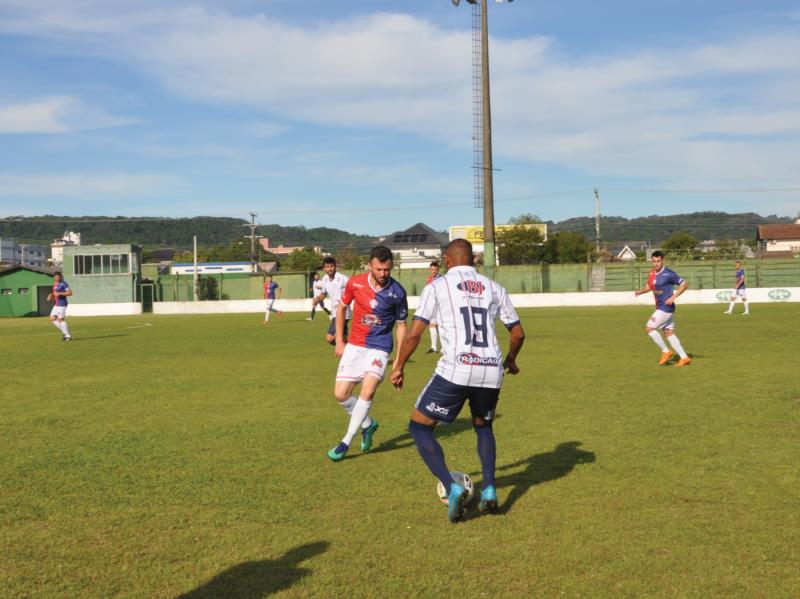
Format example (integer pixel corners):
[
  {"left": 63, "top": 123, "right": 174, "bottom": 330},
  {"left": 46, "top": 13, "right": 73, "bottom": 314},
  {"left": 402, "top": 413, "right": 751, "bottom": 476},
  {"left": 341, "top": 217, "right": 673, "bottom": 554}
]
[
  {"left": 156, "top": 272, "right": 310, "bottom": 301},
  {"left": 0, "top": 269, "right": 53, "bottom": 317},
  {"left": 64, "top": 245, "right": 142, "bottom": 304}
]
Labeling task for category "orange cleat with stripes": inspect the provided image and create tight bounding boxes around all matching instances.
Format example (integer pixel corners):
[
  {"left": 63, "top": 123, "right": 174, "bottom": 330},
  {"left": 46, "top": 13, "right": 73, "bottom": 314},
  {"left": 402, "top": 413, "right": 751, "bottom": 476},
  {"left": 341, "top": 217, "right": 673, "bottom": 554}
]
[
  {"left": 658, "top": 350, "right": 674, "bottom": 365},
  {"left": 675, "top": 357, "right": 692, "bottom": 367}
]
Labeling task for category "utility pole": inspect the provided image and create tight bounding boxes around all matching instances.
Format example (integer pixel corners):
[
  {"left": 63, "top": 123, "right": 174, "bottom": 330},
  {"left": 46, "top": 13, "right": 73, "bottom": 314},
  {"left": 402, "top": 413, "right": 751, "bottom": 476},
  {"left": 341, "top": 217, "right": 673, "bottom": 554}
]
[
  {"left": 593, "top": 188, "right": 601, "bottom": 254},
  {"left": 193, "top": 235, "right": 199, "bottom": 302},
  {"left": 248, "top": 212, "right": 257, "bottom": 272}
]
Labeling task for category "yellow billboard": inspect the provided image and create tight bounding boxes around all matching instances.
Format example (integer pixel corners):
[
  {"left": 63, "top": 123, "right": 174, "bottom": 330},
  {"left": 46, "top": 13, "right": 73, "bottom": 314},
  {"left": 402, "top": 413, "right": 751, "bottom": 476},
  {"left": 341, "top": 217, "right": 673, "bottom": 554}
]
[{"left": 448, "top": 224, "right": 548, "bottom": 244}]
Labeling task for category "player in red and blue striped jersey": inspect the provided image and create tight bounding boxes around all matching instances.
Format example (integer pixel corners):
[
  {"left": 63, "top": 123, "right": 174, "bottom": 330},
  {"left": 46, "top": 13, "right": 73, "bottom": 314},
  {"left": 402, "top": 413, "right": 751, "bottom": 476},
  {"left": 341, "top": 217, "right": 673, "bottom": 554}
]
[
  {"left": 326, "top": 246, "right": 408, "bottom": 462},
  {"left": 47, "top": 271, "right": 73, "bottom": 341},
  {"left": 635, "top": 250, "right": 691, "bottom": 366}
]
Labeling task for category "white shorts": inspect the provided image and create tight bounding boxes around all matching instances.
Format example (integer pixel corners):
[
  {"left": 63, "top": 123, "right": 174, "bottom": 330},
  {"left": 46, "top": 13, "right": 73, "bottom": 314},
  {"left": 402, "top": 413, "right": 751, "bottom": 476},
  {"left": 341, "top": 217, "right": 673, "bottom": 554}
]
[
  {"left": 336, "top": 344, "right": 390, "bottom": 383},
  {"left": 734, "top": 288, "right": 747, "bottom": 299},
  {"left": 51, "top": 306, "right": 67, "bottom": 319},
  {"left": 647, "top": 309, "right": 675, "bottom": 331}
]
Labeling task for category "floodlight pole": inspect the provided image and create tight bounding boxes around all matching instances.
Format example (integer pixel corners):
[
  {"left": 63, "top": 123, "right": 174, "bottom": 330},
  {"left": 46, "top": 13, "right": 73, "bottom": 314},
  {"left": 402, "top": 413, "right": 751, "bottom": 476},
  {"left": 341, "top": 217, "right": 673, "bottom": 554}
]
[
  {"left": 594, "top": 188, "right": 601, "bottom": 253},
  {"left": 193, "top": 235, "right": 199, "bottom": 302}
]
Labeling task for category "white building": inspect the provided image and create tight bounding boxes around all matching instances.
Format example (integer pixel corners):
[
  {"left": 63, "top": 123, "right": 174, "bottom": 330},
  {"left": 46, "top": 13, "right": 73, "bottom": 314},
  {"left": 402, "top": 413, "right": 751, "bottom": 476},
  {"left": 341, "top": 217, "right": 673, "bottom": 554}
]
[
  {"left": 756, "top": 223, "right": 800, "bottom": 255},
  {"left": 50, "top": 231, "right": 82, "bottom": 266},
  {"left": 379, "top": 223, "right": 448, "bottom": 269}
]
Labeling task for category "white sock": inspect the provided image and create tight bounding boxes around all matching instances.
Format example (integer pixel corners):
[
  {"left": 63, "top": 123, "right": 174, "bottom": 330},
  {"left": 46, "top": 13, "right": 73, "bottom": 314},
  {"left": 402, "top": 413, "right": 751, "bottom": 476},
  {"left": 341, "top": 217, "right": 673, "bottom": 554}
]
[
  {"left": 726, "top": 301, "right": 734, "bottom": 313},
  {"left": 430, "top": 327, "right": 438, "bottom": 351},
  {"left": 264, "top": 310, "right": 270, "bottom": 321},
  {"left": 743, "top": 301, "right": 749, "bottom": 313},
  {"left": 61, "top": 320, "right": 71, "bottom": 338},
  {"left": 52, "top": 320, "right": 63, "bottom": 334},
  {"left": 338, "top": 395, "right": 357, "bottom": 415},
  {"left": 666, "top": 334, "right": 688, "bottom": 359},
  {"left": 648, "top": 330, "right": 669, "bottom": 352},
  {"left": 342, "top": 398, "right": 372, "bottom": 446}
]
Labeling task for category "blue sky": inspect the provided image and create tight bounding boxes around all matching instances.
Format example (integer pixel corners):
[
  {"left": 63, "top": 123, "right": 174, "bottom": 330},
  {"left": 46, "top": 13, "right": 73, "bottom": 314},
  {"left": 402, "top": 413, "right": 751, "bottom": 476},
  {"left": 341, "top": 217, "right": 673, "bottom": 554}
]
[{"left": 1, "top": 0, "right": 799, "bottom": 235}]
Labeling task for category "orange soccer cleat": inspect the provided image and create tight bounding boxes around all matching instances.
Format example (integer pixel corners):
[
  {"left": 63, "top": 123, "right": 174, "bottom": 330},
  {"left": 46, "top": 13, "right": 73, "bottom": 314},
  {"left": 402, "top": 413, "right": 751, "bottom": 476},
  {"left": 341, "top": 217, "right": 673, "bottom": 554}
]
[
  {"left": 675, "top": 357, "right": 692, "bottom": 367},
  {"left": 658, "top": 350, "right": 674, "bottom": 365}
]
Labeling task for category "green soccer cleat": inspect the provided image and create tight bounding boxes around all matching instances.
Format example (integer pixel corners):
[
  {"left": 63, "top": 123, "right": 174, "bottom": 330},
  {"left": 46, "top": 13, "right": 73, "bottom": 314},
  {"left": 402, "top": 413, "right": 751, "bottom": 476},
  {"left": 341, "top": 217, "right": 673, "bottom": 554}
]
[
  {"left": 326, "top": 442, "right": 348, "bottom": 462},
  {"left": 360, "top": 420, "right": 380, "bottom": 452}
]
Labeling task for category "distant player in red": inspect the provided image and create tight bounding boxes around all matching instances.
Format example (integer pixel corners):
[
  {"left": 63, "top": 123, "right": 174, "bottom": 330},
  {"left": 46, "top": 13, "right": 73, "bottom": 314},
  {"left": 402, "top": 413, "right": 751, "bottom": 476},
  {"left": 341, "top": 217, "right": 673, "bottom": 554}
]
[
  {"left": 326, "top": 245, "right": 408, "bottom": 461},
  {"left": 425, "top": 261, "right": 441, "bottom": 353},
  {"left": 635, "top": 250, "right": 691, "bottom": 366}
]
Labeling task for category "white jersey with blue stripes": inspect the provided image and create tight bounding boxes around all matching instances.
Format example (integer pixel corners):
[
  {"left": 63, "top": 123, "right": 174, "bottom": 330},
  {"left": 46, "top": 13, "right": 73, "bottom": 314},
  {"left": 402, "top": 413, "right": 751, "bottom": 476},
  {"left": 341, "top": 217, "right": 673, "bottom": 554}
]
[{"left": 413, "top": 265, "right": 520, "bottom": 388}]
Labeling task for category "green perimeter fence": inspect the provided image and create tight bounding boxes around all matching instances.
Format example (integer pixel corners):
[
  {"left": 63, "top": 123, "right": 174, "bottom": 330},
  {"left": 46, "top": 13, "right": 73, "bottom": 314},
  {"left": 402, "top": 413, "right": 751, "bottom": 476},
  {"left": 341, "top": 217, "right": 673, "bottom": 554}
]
[{"left": 143, "top": 260, "right": 800, "bottom": 302}]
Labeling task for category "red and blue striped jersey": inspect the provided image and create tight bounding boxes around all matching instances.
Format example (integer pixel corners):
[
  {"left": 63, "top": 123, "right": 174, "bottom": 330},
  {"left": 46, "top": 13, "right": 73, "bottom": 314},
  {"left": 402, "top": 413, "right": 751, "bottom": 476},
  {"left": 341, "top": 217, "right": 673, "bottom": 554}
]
[
  {"left": 53, "top": 281, "right": 70, "bottom": 307},
  {"left": 341, "top": 273, "right": 408, "bottom": 352}
]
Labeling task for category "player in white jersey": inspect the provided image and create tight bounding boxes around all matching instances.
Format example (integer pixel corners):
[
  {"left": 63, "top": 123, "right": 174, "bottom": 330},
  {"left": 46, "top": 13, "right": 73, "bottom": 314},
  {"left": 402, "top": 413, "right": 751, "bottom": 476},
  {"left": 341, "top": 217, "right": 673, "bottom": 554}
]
[
  {"left": 390, "top": 239, "right": 525, "bottom": 522},
  {"left": 319, "top": 256, "right": 352, "bottom": 344},
  {"left": 307, "top": 272, "right": 332, "bottom": 321}
]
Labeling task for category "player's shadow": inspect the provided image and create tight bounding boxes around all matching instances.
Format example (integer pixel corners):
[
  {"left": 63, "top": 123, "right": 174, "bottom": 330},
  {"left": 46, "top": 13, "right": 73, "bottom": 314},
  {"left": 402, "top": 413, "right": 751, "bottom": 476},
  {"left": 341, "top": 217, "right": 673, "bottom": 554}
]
[
  {"left": 175, "top": 541, "right": 329, "bottom": 599},
  {"left": 69, "top": 334, "right": 128, "bottom": 341},
  {"left": 353, "top": 415, "right": 503, "bottom": 459},
  {"left": 481, "top": 441, "right": 595, "bottom": 516}
]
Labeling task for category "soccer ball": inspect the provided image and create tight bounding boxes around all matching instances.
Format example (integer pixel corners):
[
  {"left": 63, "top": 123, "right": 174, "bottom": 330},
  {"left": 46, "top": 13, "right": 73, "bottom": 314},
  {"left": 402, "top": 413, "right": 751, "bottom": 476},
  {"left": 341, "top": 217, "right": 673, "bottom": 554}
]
[{"left": 436, "top": 471, "right": 475, "bottom": 504}]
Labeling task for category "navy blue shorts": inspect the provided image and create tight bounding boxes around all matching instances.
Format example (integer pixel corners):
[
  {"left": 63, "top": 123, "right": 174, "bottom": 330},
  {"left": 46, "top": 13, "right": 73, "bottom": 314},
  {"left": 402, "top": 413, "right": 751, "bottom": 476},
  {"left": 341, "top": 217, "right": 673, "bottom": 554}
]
[
  {"left": 327, "top": 318, "right": 350, "bottom": 343},
  {"left": 415, "top": 374, "right": 500, "bottom": 424}
]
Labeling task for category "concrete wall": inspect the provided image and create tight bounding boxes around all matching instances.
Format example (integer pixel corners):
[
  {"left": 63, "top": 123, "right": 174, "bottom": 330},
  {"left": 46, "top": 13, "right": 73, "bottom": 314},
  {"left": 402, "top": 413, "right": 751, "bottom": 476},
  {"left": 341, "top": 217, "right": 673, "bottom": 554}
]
[
  {"left": 63, "top": 245, "right": 141, "bottom": 304},
  {"left": 67, "top": 303, "right": 143, "bottom": 316}
]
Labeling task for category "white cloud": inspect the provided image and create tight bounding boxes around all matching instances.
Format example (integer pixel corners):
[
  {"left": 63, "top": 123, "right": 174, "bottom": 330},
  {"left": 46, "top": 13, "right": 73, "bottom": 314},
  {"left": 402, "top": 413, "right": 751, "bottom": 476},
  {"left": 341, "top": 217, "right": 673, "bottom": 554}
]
[
  {"left": 2, "top": 3, "right": 800, "bottom": 204},
  {"left": 0, "top": 97, "right": 138, "bottom": 133},
  {"left": 0, "top": 173, "right": 173, "bottom": 196}
]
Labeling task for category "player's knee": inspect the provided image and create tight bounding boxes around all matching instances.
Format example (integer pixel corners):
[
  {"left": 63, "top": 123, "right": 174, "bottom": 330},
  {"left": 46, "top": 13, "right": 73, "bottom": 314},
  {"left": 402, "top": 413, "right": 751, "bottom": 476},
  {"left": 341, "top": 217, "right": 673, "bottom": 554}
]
[{"left": 473, "top": 417, "right": 492, "bottom": 428}]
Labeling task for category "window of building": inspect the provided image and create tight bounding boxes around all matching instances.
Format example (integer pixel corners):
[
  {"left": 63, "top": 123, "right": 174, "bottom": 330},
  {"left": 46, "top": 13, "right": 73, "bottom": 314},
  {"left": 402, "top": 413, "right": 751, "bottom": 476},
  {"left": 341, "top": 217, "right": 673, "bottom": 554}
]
[
  {"left": 73, "top": 253, "right": 131, "bottom": 275},
  {"left": 18, "top": 288, "right": 29, "bottom": 294},
  {"left": 1, "top": 288, "right": 11, "bottom": 295}
]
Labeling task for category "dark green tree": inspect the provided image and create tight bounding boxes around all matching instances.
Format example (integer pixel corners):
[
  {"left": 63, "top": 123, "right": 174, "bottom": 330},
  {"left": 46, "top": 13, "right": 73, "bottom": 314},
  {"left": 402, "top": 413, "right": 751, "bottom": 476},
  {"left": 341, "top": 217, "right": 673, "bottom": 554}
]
[
  {"left": 507, "top": 213, "right": 543, "bottom": 225},
  {"left": 496, "top": 226, "right": 546, "bottom": 265},
  {"left": 282, "top": 248, "right": 323, "bottom": 272},
  {"left": 662, "top": 231, "right": 699, "bottom": 257}
]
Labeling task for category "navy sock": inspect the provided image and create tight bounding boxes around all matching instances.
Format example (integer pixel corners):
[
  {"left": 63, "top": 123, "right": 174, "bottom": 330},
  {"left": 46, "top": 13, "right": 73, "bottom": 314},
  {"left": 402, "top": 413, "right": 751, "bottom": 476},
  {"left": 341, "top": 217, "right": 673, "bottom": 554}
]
[
  {"left": 474, "top": 424, "right": 496, "bottom": 487},
  {"left": 409, "top": 420, "right": 452, "bottom": 493}
]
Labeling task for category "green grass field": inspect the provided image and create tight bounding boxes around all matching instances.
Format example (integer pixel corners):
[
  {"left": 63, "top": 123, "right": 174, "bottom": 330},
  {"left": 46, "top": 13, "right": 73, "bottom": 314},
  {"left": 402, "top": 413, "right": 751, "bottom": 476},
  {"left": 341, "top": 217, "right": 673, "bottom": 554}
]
[{"left": 2, "top": 305, "right": 799, "bottom": 598}]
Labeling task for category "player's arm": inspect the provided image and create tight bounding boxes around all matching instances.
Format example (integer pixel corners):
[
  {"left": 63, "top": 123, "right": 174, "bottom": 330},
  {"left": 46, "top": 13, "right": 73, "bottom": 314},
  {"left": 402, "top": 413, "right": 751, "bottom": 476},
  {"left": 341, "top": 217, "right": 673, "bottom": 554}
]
[
  {"left": 63, "top": 287, "right": 72, "bottom": 297},
  {"left": 334, "top": 301, "right": 348, "bottom": 356},
  {"left": 503, "top": 323, "right": 525, "bottom": 375},
  {"left": 393, "top": 320, "right": 407, "bottom": 361},
  {"left": 634, "top": 283, "right": 652, "bottom": 297},
  {"left": 665, "top": 280, "right": 688, "bottom": 305},
  {"left": 390, "top": 319, "right": 426, "bottom": 389}
]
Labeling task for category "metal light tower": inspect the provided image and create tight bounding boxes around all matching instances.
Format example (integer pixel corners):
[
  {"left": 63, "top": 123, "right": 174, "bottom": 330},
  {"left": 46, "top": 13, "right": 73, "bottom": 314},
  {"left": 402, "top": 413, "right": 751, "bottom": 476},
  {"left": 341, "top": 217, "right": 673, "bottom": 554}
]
[{"left": 452, "top": 0, "right": 510, "bottom": 268}]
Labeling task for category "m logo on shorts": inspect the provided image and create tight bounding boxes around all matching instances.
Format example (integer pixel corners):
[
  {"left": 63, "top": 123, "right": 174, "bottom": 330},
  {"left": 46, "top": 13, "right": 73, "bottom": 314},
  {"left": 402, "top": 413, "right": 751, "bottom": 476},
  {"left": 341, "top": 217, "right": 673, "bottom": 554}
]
[
  {"left": 371, "top": 358, "right": 383, "bottom": 369},
  {"left": 457, "top": 280, "right": 485, "bottom": 295}
]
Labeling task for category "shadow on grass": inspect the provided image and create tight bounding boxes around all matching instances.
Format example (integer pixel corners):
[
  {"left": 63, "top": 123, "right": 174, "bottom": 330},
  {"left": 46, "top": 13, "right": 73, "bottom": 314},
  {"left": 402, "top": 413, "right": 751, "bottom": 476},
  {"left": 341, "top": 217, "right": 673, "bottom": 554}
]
[
  {"left": 348, "top": 414, "right": 502, "bottom": 460},
  {"left": 489, "top": 441, "right": 596, "bottom": 516},
  {"left": 176, "top": 541, "right": 329, "bottom": 598},
  {"left": 69, "top": 334, "right": 128, "bottom": 341}
]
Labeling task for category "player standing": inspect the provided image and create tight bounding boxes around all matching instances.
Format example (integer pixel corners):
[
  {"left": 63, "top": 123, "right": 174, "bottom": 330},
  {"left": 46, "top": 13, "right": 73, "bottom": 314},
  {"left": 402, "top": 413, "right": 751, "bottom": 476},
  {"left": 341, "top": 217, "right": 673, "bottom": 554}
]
[
  {"left": 319, "top": 256, "right": 351, "bottom": 345},
  {"left": 326, "top": 246, "right": 408, "bottom": 461},
  {"left": 390, "top": 239, "right": 525, "bottom": 523},
  {"left": 635, "top": 250, "right": 691, "bottom": 366},
  {"left": 263, "top": 275, "right": 283, "bottom": 324},
  {"left": 425, "top": 261, "right": 441, "bottom": 354},
  {"left": 47, "top": 271, "right": 73, "bottom": 341},
  {"left": 307, "top": 272, "right": 331, "bottom": 321},
  {"left": 724, "top": 261, "right": 750, "bottom": 315}
]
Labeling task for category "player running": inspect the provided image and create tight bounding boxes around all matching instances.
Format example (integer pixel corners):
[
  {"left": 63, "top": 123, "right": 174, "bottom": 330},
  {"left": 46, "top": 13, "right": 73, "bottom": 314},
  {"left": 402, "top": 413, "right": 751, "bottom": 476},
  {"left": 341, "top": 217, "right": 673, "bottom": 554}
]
[
  {"left": 326, "top": 246, "right": 408, "bottom": 462},
  {"left": 318, "top": 256, "right": 351, "bottom": 345},
  {"left": 635, "top": 250, "right": 691, "bottom": 366},
  {"left": 47, "top": 271, "right": 73, "bottom": 341},
  {"left": 307, "top": 272, "right": 332, "bottom": 321},
  {"left": 425, "top": 261, "right": 441, "bottom": 354},
  {"left": 724, "top": 261, "right": 750, "bottom": 315},
  {"left": 262, "top": 275, "right": 283, "bottom": 324},
  {"left": 390, "top": 239, "right": 525, "bottom": 523}
]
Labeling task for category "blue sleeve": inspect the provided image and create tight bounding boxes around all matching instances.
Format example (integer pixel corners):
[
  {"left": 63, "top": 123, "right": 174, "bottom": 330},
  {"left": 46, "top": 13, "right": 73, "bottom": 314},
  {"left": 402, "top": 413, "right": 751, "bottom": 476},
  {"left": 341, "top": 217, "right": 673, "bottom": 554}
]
[{"left": 396, "top": 291, "right": 408, "bottom": 322}]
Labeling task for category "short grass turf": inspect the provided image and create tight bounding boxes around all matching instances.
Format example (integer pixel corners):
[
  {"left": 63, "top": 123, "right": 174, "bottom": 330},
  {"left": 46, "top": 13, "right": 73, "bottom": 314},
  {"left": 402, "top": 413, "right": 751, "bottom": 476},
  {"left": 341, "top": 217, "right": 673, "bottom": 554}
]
[{"left": 1, "top": 305, "right": 799, "bottom": 598}]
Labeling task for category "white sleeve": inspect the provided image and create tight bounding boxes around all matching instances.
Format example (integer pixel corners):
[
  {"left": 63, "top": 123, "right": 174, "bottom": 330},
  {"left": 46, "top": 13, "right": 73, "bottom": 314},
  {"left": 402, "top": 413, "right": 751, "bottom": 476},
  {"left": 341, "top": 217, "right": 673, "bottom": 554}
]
[
  {"left": 497, "top": 285, "right": 520, "bottom": 328},
  {"left": 414, "top": 284, "right": 437, "bottom": 323}
]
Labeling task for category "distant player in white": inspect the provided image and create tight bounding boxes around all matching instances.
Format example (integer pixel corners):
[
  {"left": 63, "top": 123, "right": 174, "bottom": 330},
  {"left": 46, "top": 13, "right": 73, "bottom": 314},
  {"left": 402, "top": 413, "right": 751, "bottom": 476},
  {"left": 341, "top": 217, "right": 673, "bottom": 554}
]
[
  {"left": 424, "top": 261, "right": 441, "bottom": 353},
  {"left": 724, "top": 261, "right": 750, "bottom": 315},
  {"left": 391, "top": 239, "right": 525, "bottom": 522},
  {"left": 306, "top": 272, "right": 332, "bottom": 321},
  {"left": 47, "top": 271, "right": 73, "bottom": 341},
  {"left": 319, "top": 256, "right": 352, "bottom": 344}
]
